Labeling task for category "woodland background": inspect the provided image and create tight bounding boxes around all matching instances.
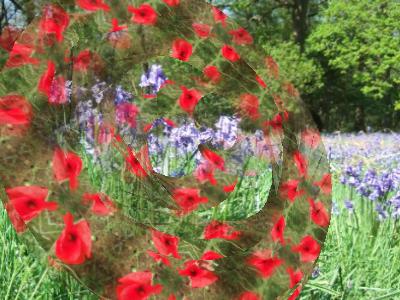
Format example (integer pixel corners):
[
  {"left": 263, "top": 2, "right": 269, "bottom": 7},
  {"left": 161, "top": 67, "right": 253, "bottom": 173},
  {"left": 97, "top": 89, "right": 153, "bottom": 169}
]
[{"left": 3, "top": 0, "right": 399, "bottom": 132}]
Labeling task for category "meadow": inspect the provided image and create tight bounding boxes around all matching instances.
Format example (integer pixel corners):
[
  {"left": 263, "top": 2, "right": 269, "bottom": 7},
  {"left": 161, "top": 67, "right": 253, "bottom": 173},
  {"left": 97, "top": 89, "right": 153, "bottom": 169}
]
[{"left": 0, "top": 132, "right": 399, "bottom": 299}]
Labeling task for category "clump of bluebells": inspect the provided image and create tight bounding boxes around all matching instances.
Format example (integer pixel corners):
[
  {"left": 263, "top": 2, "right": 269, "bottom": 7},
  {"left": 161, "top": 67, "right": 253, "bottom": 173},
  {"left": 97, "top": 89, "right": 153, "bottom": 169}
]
[
  {"left": 325, "top": 132, "right": 400, "bottom": 220},
  {"left": 139, "top": 64, "right": 168, "bottom": 95}
]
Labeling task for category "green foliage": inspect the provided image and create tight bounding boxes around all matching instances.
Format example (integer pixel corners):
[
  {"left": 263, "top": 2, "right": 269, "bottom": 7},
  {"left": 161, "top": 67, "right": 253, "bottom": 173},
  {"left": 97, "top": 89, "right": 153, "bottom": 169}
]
[
  {"left": 308, "top": 0, "right": 400, "bottom": 107},
  {"left": 214, "top": 0, "right": 400, "bottom": 131},
  {"left": 262, "top": 41, "right": 324, "bottom": 95}
]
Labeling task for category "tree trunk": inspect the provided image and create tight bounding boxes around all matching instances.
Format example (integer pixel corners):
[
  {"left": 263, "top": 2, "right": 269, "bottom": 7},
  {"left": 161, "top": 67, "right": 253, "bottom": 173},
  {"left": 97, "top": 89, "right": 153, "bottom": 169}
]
[{"left": 292, "top": 0, "right": 309, "bottom": 52}]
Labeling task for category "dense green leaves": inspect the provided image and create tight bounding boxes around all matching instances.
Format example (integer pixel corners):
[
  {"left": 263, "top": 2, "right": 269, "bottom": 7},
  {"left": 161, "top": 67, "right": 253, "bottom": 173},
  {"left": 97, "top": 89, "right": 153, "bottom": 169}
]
[
  {"left": 308, "top": 0, "right": 400, "bottom": 107},
  {"left": 214, "top": 0, "right": 400, "bottom": 131}
]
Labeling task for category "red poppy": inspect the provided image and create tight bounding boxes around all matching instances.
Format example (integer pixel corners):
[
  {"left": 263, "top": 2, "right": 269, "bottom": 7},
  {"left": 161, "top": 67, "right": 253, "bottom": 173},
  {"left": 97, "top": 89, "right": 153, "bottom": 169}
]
[
  {"left": 128, "top": 4, "right": 157, "bottom": 25},
  {"left": 163, "top": 0, "right": 180, "bottom": 6},
  {"left": 263, "top": 113, "right": 284, "bottom": 132},
  {"left": 192, "top": 23, "right": 212, "bottom": 38},
  {"left": 212, "top": 7, "right": 227, "bottom": 26},
  {"left": 38, "top": 60, "right": 55, "bottom": 96},
  {"left": 0, "top": 26, "right": 21, "bottom": 52},
  {"left": 308, "top": 198, "right": 330, "bottom": 227},
  {"left": 301, "top": 128, "right": 321, "bottom": 149},
  {"left": 147, "top": 250, "right": 171, "bottom": 266},
  {"left": 237, "top": 291, "right": 261, "bottom": 300},
  {"left": 265, "top": 56, "right": 279, "bottom": 79},
  {"left": 109, "top": 19, "right": 128, "bottom": 32},
  {"left": 125, "top": 147, "right": 148, "bottom": 178},
  {"left": 72, "top": 49, "right": 92, "bottom": 71},
  {"left": 200, "top": 250, "right": 224, "bottom": 260},
  {"left": 5, "top": 43, "right": 39, "bottom": 68},
  {"left": 5, "top": 186, "right": 58, "bottom": 222},
  {"left": 116, "top": 103, "right": 139, "bottom": 128},
  {"left": 203, "top": 65, "right": 221, "bottom": 83},
  {"left": 55, "top": 212, "right": 92, "bottom": 265},
  {"left": 271, "top": 216, "right": 285, "bottom": 245},
  {"left": 178, "top": 86, "right": 202, "bottom": 115},
  {"left": 172, "top": 188, "right": 208, "bottom": 215},
  {"left": 164, "top": 117, "right": 176, "bottom": 127},
  {"left": 279, "top": 179, "right": 305, "bottom": 203},
  {"left": 256, "top": 75, "right": 267, "bottom": 89},
  {"left": 288, "top": 286, "right": 302, "bottom": 300},
  {"left": 313, "top": 173, "right": 332, "bottom": 195},
  {"left": 286, "top": 267, "right": 303, "bottom": 288},
  {"left": 48, "top": 75, "right": 68, "bottom": 104},
  {"left": 247, "top": 250, "right": 282, "bottom": 278},
  {"left": 200, "top": 147, "right": 225, "bottom": 171},
  {"left": 229, "top": 28, "right": 253, "bottom": 45},
  {"left": 143, "top": 93, "right": 157, "bottom": 99},
  {"left": 194, "top": 161, "right": 217, "bottom": 185},
  {"left": 171, "top": 39, "right": 193, "bottom": 62},
  {"left": 0, "top": 94, "right": 32, "bottom": 126},
  {"left": 293, "top": 150, "right": 308, "bottom": 178},
  {"left": 239, "top": 93, "right": 260, "bottom": 120},
  {"left": 116, "top": 271, "right": 162, "bottom": 300},
  {"left": 82, "top": 193, "right": 116, "bottom": 216},
  {"left": 178, "top": 260, "right": 218, "bottom": 288},
  {"left": 143, "top": 123, "right": 153, "bottom": 133},
  {"left": 52, "top": 148, "right": 83, "bottom": 190},
  {"left": 168, "top": 294, "right": 177, "bottom": 300},
  {"left": 4, "top": 202, "right": 27, "bottom": 233},
  {"left": 76, "top": 0, "right": 110, "bottom": 12},
  {"left": 97, "top": 123, "right": 115, "bottom": 145},
  {"left": 221, "top": 44, "right": 240, "bottom": 62},
  {"left": 39, "top": 4, "right": 70, "bottom": 43},
  {"left": 223, "top": 178, "right": 237, "bottom": 193},
  {"left": 291, "top": 235, "right": 320, "bottom": 262},
  {"left": 203, "top": 220, "right": 241, "bottom": 240},
  {"left": 151, "top": 229, "right": 181, "bottom": 259}
]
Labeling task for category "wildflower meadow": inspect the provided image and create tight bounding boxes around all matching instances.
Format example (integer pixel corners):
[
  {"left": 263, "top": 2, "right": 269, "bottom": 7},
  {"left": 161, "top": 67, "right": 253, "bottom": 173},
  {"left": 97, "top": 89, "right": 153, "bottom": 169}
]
[
  {"left": 1, "top": 124, "right": 400, "bottom": 299},
  {"left": 1, "top": 0, "right": 399, "bottom": 299}
]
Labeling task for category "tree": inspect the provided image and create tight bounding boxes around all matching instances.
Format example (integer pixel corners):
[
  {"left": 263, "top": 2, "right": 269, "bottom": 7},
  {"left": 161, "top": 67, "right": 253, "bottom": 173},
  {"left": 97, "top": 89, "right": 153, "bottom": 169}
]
[{"left": 308, "top": 0, "right": 400, "bottom": 129}]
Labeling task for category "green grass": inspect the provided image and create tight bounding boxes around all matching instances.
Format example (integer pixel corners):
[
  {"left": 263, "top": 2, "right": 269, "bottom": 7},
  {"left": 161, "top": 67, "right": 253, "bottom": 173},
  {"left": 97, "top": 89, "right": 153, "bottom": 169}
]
[{"left": 1, "top": 168, "right": 400, "bottom": 299}]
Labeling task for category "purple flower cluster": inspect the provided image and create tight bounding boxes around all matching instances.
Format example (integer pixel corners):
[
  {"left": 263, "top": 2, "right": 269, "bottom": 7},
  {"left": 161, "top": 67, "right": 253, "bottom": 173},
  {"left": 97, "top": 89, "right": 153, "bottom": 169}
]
[
  {"left": 147, "top": 116, "right": 276, "bottom": 174},
  {"left": 139, "top": 64, "right": 168, "bottom": 95},
  {"left": 390, "top": 191, "right": 400, "bottom": 219},
  {"left": 212, "top": 116, "right": 240, "bottom": 149},
  {"left": 114, "top": 85, "right": 133, "bottom": 105},
  {"left": 324, "top": 132, "right": 400, "bottom": 220}
]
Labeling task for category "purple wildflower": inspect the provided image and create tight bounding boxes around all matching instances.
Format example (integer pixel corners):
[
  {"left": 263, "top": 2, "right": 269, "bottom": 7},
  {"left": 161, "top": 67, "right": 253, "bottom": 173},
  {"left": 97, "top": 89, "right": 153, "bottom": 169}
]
[
  {"left": 344, "top": 200, "right": 354, "bottom": 213},
  {"left": 139, "top": 64, "right": 167, "bottom": 95},
  {"left": 114, "top": 85, "right": 133, "bottom": 105},
  {"left": 213, "top": 115, "right": 240, "bottom": 149},
  {"left": 375, "top": 203, "right": 388, "bottom": 221}
]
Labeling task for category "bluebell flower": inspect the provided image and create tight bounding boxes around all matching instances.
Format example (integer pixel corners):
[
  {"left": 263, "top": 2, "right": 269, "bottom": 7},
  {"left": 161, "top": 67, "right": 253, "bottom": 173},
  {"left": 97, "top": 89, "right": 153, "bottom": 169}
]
[
  {"left": 311, "top": 266, "right": 320, "bottom": 278},
  {"left": 375, "top": 203, "right": 388, "bottom": 221},
  {"left": 114, "top": 85, "right": 133, "bottom": 105},
  {"left": 213, "top": 115, "right": 240, "bottom": 149},
  {"left": 170, "top": 122, "right": 200, "bottom": 155},
  {"left": 389, "top": 192, "right": 400, "bottom": 219},
  {"left": 139, "top": 64, "right": 167, "bottom": 95},
  {"left": 199, "top": 126, "right": 215, "bottom": 144},
  {"left": 344, "top": 200, "right": 354, "bottom": 213},
  {"left": 91, "top": 81, "right": 108, "bottom": 104},
  {"left": 147, "top": 133, "right": 165, "bottom": 156}
]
